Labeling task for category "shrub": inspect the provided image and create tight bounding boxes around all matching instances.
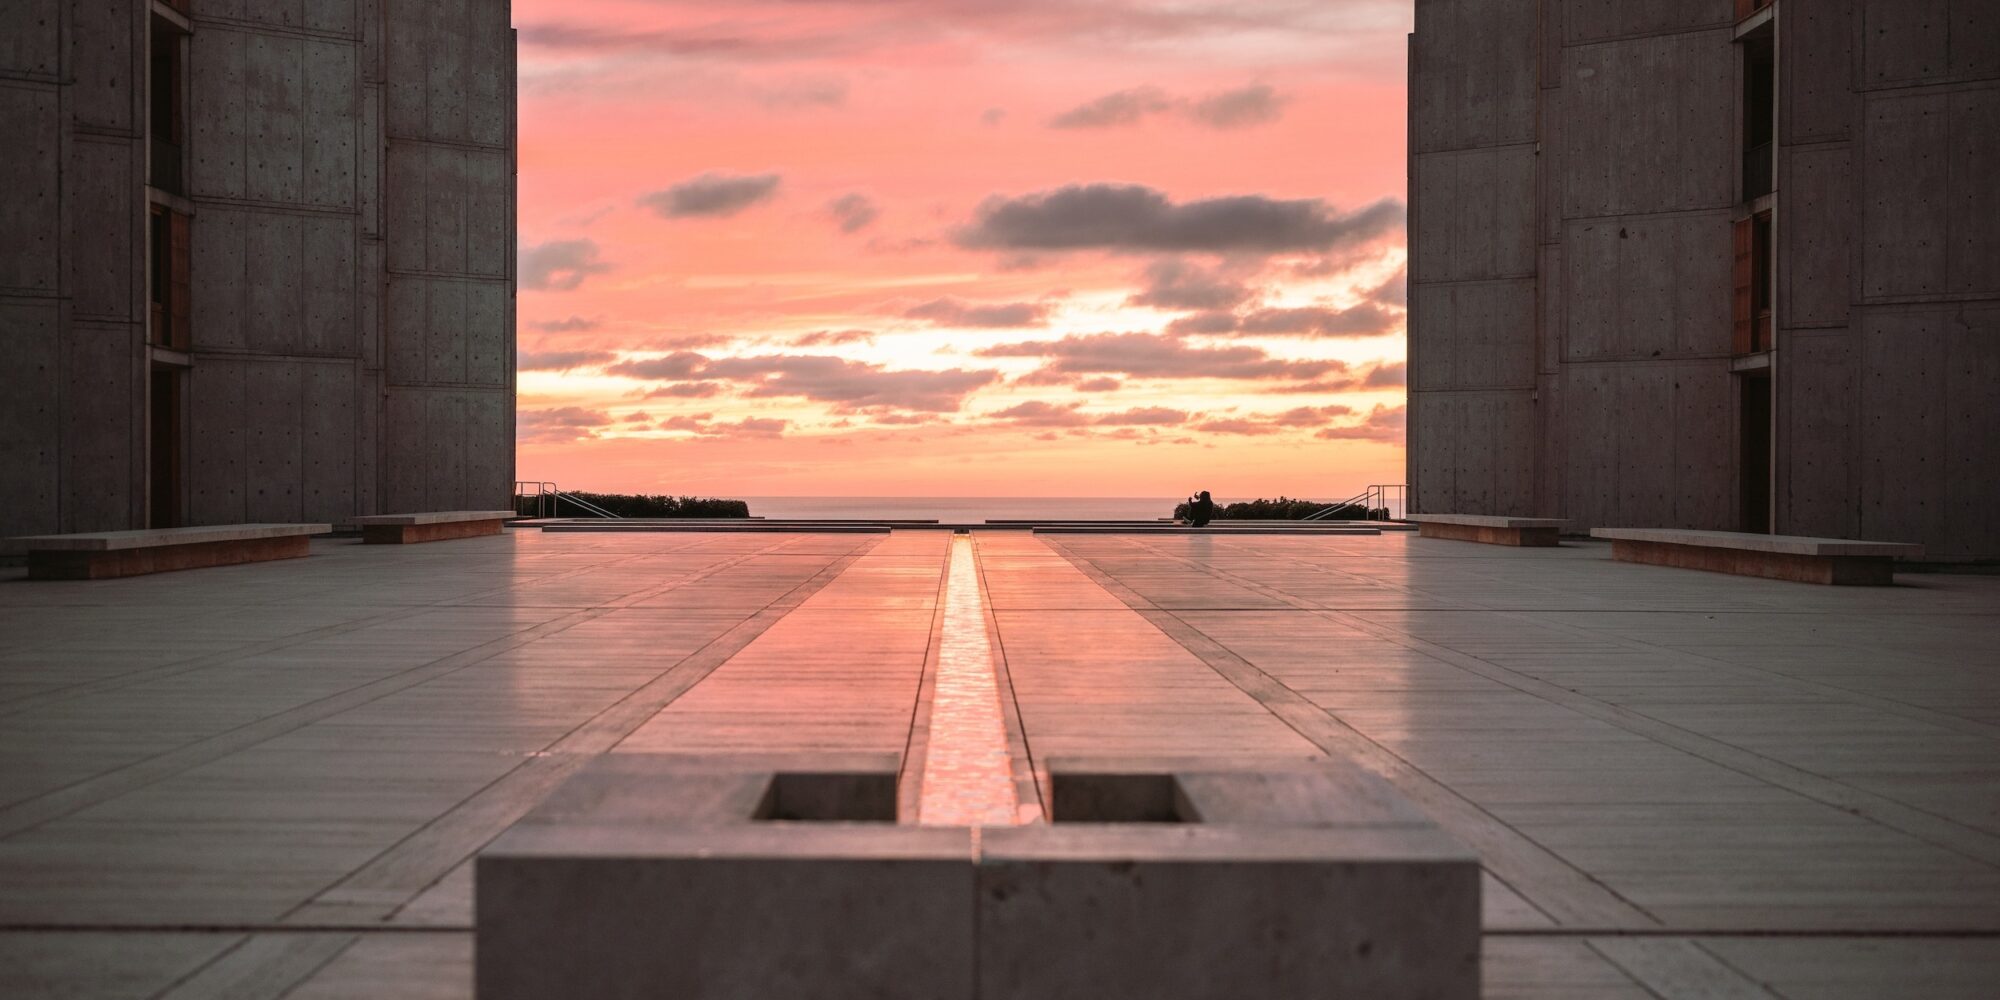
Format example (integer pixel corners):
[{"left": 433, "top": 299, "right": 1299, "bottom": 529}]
[
  {"left": 1170, "top": 496, "right": 1380, "bottom": 521},
  {"left": 529, "top": 492, "right": 751, "bottom": 518}
]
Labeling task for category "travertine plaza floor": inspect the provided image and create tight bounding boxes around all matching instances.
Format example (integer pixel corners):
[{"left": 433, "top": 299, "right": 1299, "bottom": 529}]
[{"left": 2, "top": 527, "right": 1998, "bottom": 998}]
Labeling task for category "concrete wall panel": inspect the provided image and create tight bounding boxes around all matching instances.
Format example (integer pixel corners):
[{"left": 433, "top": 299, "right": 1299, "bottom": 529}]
[
  {"left": 382, "top": 389, "right": 425, "bottom": 512},
  {"left": 1561, "top": 32, "right": 1735, "bottom": 219},
  {"left": 360, "top": 240, "right": 383, "bottom": 368},
  {"left": 383, "top": 0, "right": 426, "bottom": 137},
  {"left": 1562, "top": 362, "right": 1732, "bottom": 531},
  {"left": 1861, "top": 90, "right": 1949, "bottom": 298},
  {"left": 1785, "top": 0, "right": 1855, "bottom": 142},
  {"left": 1945, "top": 86, "right": 2000, "bottom": 295},
  {"left": 465, "top": 389, "right": 511, "bottom": 505},
  {"left": 468, "top": 0, "right": 512, "bottom": 148},
  {"left": 426, "top": 278, "right": 468, "bottom": 382},
  {"left": 1857, "top": 312, "right": 1948, "bottom": 547},
  {"left": 1857, "top": 306, "right": 2000, "bottom": 558},
  {"left": 303, "top": 361, "right": 356, "bottom": 519},
  {"left": 426, "top": 0, "right": 471, "bottom": 144},
  {"left": 356, "top": 370, "right": 380, "bottom": 515},
  {"left": 0, "top": 301, "right": 62, "bottom": 534},
  {"left": 303, "top": 39, "right": 358, "bottom": 210},
  {"left": 188, "top": 359, "right": 248, "bottom": 524},
  {"left": 424, "top": 391, "right": 470, "bottom": 508},
  {"left": 1779, "top": 329, "right": 1859, "bottom": 540},
  {"left": 1669, "top": 363, "right": 1734, "bottom": 529},
  {"left": 383, "top": 142, "right": 425, "bottom": 272},
  {"left": 1940, "top": 307, "right": 2000, "bottom": 559},
  {"left": 0, "top": 85, "right": 61, "bottom": 293},
  {"left": 244, "top": 211, "right": 304, "bottom": 354},
  {"left": 1782, "top": 144, "right": 1853, "bottom": 327},
  {"left": 359, "top": 85, "right": 382, "bottom": 237},
  {"left": 466, "top": 149, "right": 511, "bottom": 277},
  {"left": 304, "top": 215, "right": 358, "bottom": 356},
  {"left": 1563, "top": 211, "right": 1734, "bottom": 361},
  {"left": 189, "top": 28, "right": 248, "bottom": 200},
  {"left": 1412, "top": 146, "right": 1536, "bottom": 283},
  {"left": 1412, "top": 0, "right": 1537, "bottom": 153},
  {"left": 66, "top": 140, "right": 137, "bottom": 321},
  {"left": 244, "top": 360, "right": 304, "bottom": 522},
  {"left": 385, "top": 277, "right": 425, "bottom": 383},
  {"left": 70, "top": 0, "right": 137, "bottom": 131},
  {"left": 425, "top": 146, "right": 470, "bottom": 274},
  {"left": 466, "top": 280, "right": 509, "bottom": 386},
  {"left": 1861, "top": 0, "right": 1950, "bottom": 87},
  {"left": 1561, "top": 0, "right": 1732, "bottom": 45},
  {"left": 307, "top": 0, "right": 359, "bottom": 36},
  {"left": 190, "top": 208, "right": 246, "bottom": 351},
  {"left": 244, "top": 32, "right": 305, "bottom": 205},
  {"left": 63, "top": 323, "right": 137, "bottom": 532},
  {"left": 0, "top": 0, "right": 60, "bottom": 77}
]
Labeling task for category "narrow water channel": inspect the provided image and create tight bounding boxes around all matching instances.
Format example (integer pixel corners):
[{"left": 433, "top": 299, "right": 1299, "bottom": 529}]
[{"left": 916, "top": 534, "right": 1022, "bottom": 827}]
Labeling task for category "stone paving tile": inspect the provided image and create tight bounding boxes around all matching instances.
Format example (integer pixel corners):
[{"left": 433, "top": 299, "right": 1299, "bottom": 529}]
[{"left": 1, "top": 527, "right": 1998, "bottom": 995}]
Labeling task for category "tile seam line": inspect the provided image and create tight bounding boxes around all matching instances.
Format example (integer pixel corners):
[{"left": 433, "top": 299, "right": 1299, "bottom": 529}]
[
  {"left": 1584, "top": 938, "right": 1768, "bottom": 1000},
  {"left": 279, "top": 534, "right": 875, "bottom": 927},
  {"left": 0, "top": 535, "right": 818, "bottom": 838},
  {"left": 0, "top": 545, "right": 669, "bottom": 717},
  {"left": 13, "top": 925, "right": 2000, "bottom": 939},
  {"left": 894, "top": 535, "right": 956, "bottom": 825},
  {"left": 1475, "top": 605, "right": 2000, "bottom": 743},
  {"left": 977, "top": 532, "right": 1046, "bottom": 820},
  {"left": 1249, "top": 538, "right": 2000, "bottom": 726},
  {"left": 1039, "top": 537, "right": 1654, "bottom": 929},
  {"left": 1109, "top": 536, "right": 2000, "bottom": 870}
]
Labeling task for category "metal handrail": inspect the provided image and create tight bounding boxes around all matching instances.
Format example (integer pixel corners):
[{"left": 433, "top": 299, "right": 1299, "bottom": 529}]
[
  {"left": 1305, "top": 484, "right": 1408, "bottom": 521},
  {"left": 553, "top": 491, "right": 622, "bottom": 519}
]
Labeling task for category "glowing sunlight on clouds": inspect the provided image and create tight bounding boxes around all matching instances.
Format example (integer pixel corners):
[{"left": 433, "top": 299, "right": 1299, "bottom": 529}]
[{"left": 513, "top": 0, "right": 1413, "bottom": 497}]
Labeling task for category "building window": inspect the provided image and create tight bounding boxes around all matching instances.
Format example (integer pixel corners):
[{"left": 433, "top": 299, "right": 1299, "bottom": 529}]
[
  {"left": 1742, "top": 34, "right": 1775, "bottom": 200},
  {"left": 1733, "top": 210, "right": 1773, "bottom": 355},
  {"left": 150, "top": 206, "right": 191, "bottom": 350},
  {"left": 1735, "top": 0, "right": 1774, "bottom": 19},
  {"left": 149, "top": 17, "right": 185, "bottom": 194}
]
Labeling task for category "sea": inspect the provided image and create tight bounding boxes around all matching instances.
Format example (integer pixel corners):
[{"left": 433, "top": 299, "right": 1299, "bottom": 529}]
[{"left": 739, "top": 496, "right": 1196, "bottom": 521}]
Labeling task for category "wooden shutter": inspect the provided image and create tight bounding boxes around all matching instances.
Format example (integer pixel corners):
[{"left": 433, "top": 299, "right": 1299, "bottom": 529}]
[
  {"left": 169, "top": 211, "right": 191, "bottom": 350},
  {"left": 1731, "top": 217, "right": 1754, "bottom": 355}
]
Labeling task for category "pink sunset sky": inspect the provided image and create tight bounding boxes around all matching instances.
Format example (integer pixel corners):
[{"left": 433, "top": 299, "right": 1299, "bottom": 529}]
[{"left": 513, "top": 0, "right": 1414, "bottom": 498}]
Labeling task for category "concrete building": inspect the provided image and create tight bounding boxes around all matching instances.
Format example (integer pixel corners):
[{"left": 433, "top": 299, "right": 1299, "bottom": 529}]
[
  {"left": 0, "top": 0, "right": 516, "bottom": 538},
  {"left": 1407, "top": 0, "right": 2000, "bottom": 560}
]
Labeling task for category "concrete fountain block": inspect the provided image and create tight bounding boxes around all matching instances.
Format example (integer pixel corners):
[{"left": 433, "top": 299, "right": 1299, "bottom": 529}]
[
  {"left": 981, "top": 758, "right": 1481, "bottom": 1000},
  {"left": 476, "top": 754, "right": 967, "bottom": 1000}
]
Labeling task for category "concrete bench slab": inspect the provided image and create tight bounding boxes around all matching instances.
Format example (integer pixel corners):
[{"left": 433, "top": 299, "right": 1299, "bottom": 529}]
[
  {"left": 477, "top": 754, "right": 1477, "bottom": 1000},
  {"left": 4, "top": 523, "right": 330, "bottom": 579},
  {"left": 1591, "top": 527, "right": 1925, "bottom": 585},
  {"left": 1411, "top": 514, "right": 1567, "bottom": 546},
  {"left": 350, "top": 510, "right": 516, "bottom": 544}
]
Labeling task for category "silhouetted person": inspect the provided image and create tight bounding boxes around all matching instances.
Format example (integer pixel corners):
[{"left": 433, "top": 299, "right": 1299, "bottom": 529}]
[{"left": 1187, "top": 490, "right": 1216, "bottom": 528}]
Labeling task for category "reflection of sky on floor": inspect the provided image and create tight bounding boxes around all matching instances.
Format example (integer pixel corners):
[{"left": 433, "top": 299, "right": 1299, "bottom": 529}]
[{"left": 918, "top": 535, "right": 1022, "bottom": 827}]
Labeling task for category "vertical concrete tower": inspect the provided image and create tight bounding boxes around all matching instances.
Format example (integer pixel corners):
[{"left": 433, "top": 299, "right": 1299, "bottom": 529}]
[
  {"left": 0, "top": 1, "right": 516, "bottom": 538},
  {"left": 1408, "top": 0, "right": 2000, "bottom": 560}
]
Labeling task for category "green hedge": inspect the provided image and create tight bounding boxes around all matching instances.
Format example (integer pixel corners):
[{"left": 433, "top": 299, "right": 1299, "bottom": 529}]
[
  {"left": 1170, "top": 497, "right": 1382, "bottom": 521},
  {"left": 530, "top": 492, "right": 751, "bottom": 518}
]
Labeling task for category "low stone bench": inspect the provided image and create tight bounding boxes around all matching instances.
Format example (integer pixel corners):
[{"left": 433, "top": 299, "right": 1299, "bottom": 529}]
[
  {"left": 477, "top": 754, "right": 1477, "bottom": 1000},
  {"left": 1591, "top": 527, "right": 1924, "bottom": 585},
  {"left": 1411, "top": 514, "right": 1567, "bottom": 546},
  {"left": 350, "top": 510, "right": 516, "bottom": 544},
  {"left": 4, "top": 523, "right": 330, "bottom": 580}
]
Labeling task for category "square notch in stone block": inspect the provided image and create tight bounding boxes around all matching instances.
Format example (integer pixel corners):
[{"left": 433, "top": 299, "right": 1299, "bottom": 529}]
[
  {"left": 1050, "top": 771, "right": 1197, "bottom": 823},
  {"left": 755, "top": 770, "right": 898, "bottom": 823}
]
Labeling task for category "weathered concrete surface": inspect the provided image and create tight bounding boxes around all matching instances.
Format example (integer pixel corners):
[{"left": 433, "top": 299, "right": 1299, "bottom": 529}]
[
  {"left": 0, "top": 1, "right": 516, "bottom": 538},
  {"left": 1410, "top": 0, "right": 2000, "bottom": 559}
]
